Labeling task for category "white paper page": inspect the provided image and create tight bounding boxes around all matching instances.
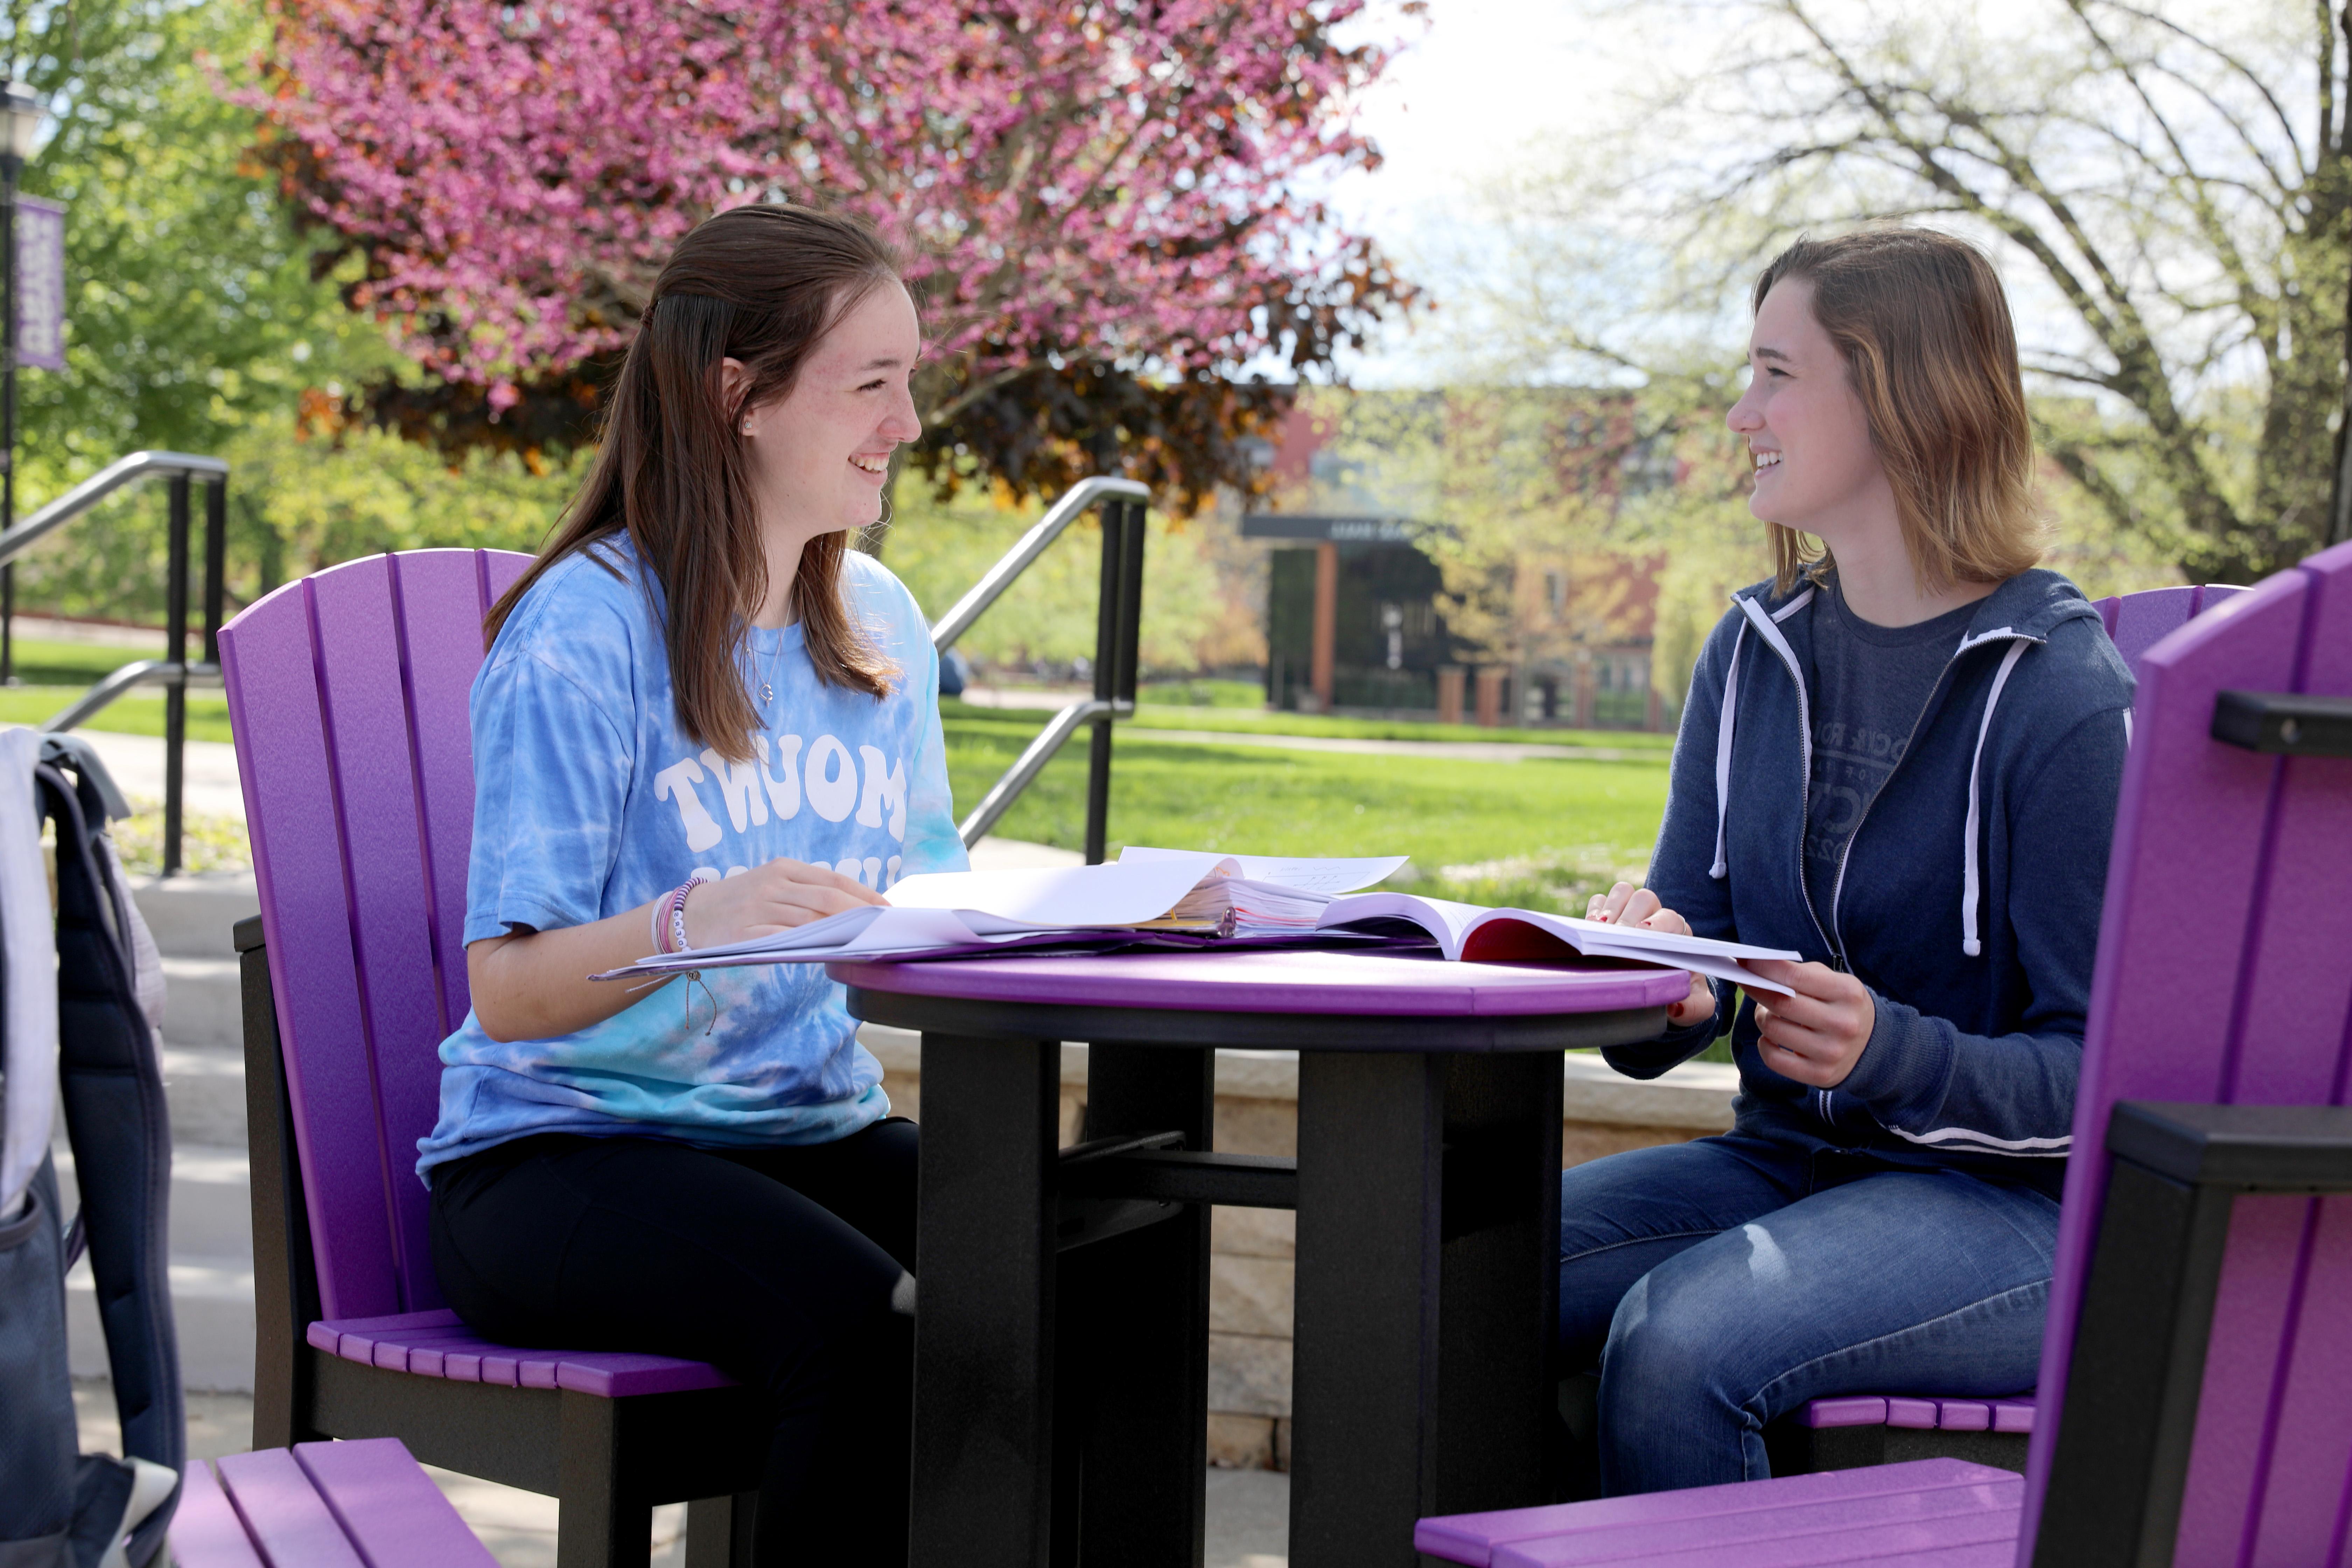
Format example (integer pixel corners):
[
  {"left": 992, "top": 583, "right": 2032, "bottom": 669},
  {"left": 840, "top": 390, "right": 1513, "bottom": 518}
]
[
  {"left": 628, "top": 902, "right": 888, "bottom": 965},
  {"left": 1573, "top": 938, "right": 1795, "bottom": 997},
  {"left": 1119, "top": 846, "right": 1409, "bottom": 895},
  {"left": 1314, "top": 891, "right": 1483, "bottom": 958},
  {"left": 1540, "top": 912, "right": 1801, "bottom": 966},
  {"left": 883, "top": 860, "right": 1208, "bottom": 927}
]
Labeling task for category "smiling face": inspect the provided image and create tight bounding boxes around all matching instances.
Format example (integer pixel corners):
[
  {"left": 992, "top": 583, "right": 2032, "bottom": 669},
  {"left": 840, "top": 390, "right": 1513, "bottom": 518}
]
[
  {"left": 1726, "top": 277, "right": 1895, "bottom": 548},
  {"left": 737, "top": 279, "right": 923, "bottom": 547}
]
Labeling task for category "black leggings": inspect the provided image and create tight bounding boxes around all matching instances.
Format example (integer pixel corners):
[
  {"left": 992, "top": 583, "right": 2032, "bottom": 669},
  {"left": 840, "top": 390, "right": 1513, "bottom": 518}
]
[{"left": 427, "top": 1119, "right": 919, "bottom": 1567}]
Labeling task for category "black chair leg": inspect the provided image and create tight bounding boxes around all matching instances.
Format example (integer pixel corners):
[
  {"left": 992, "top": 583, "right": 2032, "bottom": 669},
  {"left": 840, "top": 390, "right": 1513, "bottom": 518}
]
[
  {"left": 559, "top": 1389, "right": 650, "bottom": 1568},
  {"left": 685, "top": 1492, "right": 757, "bottom": 1568}
]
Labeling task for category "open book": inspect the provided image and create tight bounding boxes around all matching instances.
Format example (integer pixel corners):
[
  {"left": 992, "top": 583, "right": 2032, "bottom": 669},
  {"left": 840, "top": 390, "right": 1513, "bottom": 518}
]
[
  {"left": 1310, "top": 893, "right": 1799, "bottom": 996},
  {"left": 592, "top": 848, "right": 1797, "bottom": 994},
  {"left": 592, "top": 849, "right": 1410, "bottom": 980}
]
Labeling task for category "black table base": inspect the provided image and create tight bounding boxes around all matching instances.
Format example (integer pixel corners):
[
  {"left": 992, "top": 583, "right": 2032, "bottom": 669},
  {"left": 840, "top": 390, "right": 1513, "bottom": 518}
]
[{"left": 848, "top": 987, "right": 1666, "bottom": 1568}]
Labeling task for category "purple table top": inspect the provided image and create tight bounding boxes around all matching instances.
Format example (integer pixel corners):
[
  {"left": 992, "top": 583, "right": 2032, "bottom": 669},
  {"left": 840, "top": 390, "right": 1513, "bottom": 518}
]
[{"left": 829, "top": 947, "right": 1689, "bottom": 1016}]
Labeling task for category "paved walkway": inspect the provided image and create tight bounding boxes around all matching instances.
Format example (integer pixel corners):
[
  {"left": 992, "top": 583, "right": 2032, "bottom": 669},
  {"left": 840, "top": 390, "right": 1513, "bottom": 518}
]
[{"left": 73, "top": 732, "right": 248, "bottom": 819}]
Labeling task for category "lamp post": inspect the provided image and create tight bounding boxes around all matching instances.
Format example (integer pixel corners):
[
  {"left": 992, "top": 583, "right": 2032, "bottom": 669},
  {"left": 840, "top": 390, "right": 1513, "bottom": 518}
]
[{"left": 0, "top": 80, "right": 42, "bottom": 687}]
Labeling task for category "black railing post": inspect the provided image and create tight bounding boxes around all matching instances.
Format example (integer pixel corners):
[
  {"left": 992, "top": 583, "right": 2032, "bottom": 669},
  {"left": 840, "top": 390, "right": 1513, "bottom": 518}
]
[
  {"left": 1081, "top": 499, "right": 1148, "bottom": 865},
  {"left": 1083, "top": 503, "right": 1122, "bottom": 865},
  {"left": 163, "top": 474, "right": 190, "bottom": 877},
  {"left": 1113, "top": 502, "right": 1145, "bottom": 708},
  {"left": 201, "top": 476, "right": 226, "bottom": 666}
]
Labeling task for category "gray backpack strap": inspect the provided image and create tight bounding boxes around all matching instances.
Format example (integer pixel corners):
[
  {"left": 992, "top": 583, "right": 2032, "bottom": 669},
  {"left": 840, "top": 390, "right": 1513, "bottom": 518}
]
[
  {"left": 0, "top": 1154, "right": 78, "bottom": 1564},
  {"left": 41, "top": 760, "right": 181, "bottom": 1566}
]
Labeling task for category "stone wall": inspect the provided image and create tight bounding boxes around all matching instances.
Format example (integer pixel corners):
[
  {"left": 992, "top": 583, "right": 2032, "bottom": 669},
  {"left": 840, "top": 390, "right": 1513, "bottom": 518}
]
[{"left": 857, "top": 1026, "right": 1740, "bottom": 1471}]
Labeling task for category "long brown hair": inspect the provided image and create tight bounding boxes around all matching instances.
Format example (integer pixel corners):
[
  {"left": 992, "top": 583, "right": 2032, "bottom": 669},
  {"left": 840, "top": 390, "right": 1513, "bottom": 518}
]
[
  {"left": 1752, "top": 228, "right": 2045, "bottom": 595},
  {"left": 486, "top": 204, "right": 904, "bottom": 761}
]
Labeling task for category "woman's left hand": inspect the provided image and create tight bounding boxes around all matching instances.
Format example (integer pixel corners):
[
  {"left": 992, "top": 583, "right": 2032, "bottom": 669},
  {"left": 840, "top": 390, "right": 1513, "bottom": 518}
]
[{"left": 1745, "top": 960, "right": 1875, "bottom": 1087}]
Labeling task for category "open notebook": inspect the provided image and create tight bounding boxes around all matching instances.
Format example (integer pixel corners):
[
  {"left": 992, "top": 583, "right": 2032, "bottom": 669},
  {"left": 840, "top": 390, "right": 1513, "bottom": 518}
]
[{"left": 592, "top": 847, "right": 1795, "bottom": 994}]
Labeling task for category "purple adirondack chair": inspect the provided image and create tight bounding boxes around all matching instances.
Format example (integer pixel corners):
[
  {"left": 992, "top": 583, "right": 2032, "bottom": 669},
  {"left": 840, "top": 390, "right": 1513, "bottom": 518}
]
[
  {"left": 1421, "top": 546, "right": 2352, "bottom": 1565},
  {"left": 173, "top": 1438, "right": 497, "bottom": 1568},
  {"left": 1774, "top": 580, "right": 2249, "bottom": 1476},
  {"left": 221, "top": 550, "right": 768, "bottom": 1568}
]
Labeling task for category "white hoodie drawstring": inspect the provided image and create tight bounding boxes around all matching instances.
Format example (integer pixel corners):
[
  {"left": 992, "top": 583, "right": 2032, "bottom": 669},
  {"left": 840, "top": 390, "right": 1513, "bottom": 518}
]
[
  {"left": 1961, "top": 640, "right": 2030, "bottom": 957},
  {"left": 1714, "top": 590, "right": 1816, "bottom": 880},
  {"left": 1710, "top": 620, "right": 1748, "bottom": 879}
]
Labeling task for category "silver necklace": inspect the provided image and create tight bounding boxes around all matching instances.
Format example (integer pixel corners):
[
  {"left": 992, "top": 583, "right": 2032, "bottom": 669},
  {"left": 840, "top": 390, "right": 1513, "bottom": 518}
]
[{"left": 756, "top": 628, "right": 782, "bottom": 707}]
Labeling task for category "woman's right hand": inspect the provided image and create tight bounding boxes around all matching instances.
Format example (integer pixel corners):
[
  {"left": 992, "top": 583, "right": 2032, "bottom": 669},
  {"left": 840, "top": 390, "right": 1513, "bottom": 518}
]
[
  {"left": 1587, "top": 881, "right": 1717, "bottom": 1029},
  {"left": 680, "top": 856, "right": 886, "bottom": 948}
]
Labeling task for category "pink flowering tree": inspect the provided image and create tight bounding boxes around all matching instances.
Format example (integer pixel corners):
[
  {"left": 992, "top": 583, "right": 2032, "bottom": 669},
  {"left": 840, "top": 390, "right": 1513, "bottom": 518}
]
[{"left": 244, "top": 0, "right": 1418, "bottom": 505}]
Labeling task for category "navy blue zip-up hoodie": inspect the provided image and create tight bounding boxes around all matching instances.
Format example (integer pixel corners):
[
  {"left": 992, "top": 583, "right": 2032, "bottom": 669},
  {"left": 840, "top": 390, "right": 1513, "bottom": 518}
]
[{"left": 1608, "top": 568, "right": 2134, "bottom": 1200}]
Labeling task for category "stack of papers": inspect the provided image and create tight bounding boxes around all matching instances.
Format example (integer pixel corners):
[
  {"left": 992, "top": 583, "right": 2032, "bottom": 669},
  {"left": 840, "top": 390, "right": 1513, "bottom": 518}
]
[
  {"left": 593, "top": 849, "right": 1407, "bottom": 980},
  {"left": 589, "top": 846, "right": 1799, "bottom": 995}
]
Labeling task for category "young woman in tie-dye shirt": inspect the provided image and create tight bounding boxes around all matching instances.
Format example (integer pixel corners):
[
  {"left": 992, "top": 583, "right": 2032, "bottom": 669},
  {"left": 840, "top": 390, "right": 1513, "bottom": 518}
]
[{"left": 421, "top": 205, "right": 965, "bottom": 1567}]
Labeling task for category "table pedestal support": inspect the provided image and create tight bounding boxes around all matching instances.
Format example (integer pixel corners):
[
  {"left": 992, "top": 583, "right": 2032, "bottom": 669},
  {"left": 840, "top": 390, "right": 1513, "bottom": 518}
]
[
  {"left": 910, "top": 1034, "right": 1063, "bottom": 1568},
  {"left": 1290, "top": 1050, "right": 1566, "bottom": 1568},
  {"left": 1054, "top": 1044, "right": 1214, "bottom": 1568}
]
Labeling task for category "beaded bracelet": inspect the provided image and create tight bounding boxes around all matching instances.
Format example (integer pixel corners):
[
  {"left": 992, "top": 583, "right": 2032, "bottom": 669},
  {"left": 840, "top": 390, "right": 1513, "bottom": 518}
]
[{"left": 654, "top": 869, "right": 718, "bottom": 954}]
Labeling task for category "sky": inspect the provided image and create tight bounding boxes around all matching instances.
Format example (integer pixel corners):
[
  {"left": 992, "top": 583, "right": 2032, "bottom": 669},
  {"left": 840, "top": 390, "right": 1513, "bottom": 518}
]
[
  {"left": 1318, "top": 0, "right": 1659, "bottom": 386},
  {"left": 1312, "top": 0, "right": 2287, "bottom": 392}
]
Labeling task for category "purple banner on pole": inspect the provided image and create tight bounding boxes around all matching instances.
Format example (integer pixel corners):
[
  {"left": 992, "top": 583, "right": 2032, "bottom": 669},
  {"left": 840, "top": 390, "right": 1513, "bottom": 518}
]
[{"left": 16, "top": 195, "right": 64, "bottom": 371}]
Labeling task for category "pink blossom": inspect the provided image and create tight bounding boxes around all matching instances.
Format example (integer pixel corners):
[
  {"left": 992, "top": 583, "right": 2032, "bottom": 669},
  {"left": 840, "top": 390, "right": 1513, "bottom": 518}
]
[{"left": 242, "top": 0, "right": 1408, "bottom": 416}]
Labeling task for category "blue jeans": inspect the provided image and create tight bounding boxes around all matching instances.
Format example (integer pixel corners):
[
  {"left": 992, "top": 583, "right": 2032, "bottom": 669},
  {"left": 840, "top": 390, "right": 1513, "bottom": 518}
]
[{"left": 1557, "top": 1134, "right": 2058, "bottom": 1495}]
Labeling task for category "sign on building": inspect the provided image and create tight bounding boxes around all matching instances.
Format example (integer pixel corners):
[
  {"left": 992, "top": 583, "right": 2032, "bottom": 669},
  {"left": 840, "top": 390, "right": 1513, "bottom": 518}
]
[{"left": 15, "top": 195, "right": 64, "bottom": 371}]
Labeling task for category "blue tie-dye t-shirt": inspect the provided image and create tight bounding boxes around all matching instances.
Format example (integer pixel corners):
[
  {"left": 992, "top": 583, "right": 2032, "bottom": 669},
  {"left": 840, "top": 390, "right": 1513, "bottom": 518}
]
[{"left": 414, "top": 534, "right": 968, "bottom": 1182}]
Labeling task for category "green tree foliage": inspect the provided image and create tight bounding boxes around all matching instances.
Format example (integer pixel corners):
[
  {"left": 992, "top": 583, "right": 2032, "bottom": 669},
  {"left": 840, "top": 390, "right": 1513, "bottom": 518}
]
[
  {"left": 10, "top": 0, "right": 388, "bottom": 472},
  {"left": 0, "top": 0, "right": 579, "bottom": 625}
]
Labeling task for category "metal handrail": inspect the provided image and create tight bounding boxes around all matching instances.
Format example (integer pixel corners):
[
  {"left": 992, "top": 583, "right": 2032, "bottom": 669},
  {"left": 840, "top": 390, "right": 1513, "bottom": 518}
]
[
  {"left": 931, "top": 476, "right": 1149, "bottom": 655},
  {"left": 0, "top": 450, "right": 228, "bottom": 568},
  {"left": 39, "top": 659, "right": 222, "bottom": 733},
  {"left": 6, "top": 450, "right": 231, "bottom": 876},
  {"left": 942, "top": 477, "right": 1150, "bottom": 855},
  {"left": 955, "top": 697, "right": 1125, "bottom": 847}
]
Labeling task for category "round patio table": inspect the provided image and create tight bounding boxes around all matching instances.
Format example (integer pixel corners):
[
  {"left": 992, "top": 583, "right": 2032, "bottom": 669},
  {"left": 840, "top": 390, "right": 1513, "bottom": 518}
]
[{"left": 831, "top": 946, "right": 1685, "bottom": 1568}]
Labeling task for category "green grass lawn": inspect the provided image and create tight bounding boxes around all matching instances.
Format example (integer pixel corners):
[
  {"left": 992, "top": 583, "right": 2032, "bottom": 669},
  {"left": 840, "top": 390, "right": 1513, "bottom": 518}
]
[
  {"left": 0, "top": 685, "right": 235, "bottom": 744},
  {"left": 8, "top": 641, "right": 1678, "bottom": 913},
  {"left": 1138, "top": 677, "right": 1264, "bottom": 708},
  {"left": 943, "top": 709, "right": 1668, "bottom": 909},
  {"left": 948, "top": 696, "right": 1675, "bottom": 752}
]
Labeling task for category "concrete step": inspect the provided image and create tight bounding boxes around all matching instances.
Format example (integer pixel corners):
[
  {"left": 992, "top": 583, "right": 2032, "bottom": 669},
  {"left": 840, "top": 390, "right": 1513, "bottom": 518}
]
[
  {"left": 163, "top": 1043, "right": 246, "bottom": 1148},
  {"left": 129, "top": 871, "right": 258, "bottom": 960},
  {"left": 158, "top": 957, "right": 241, "bottom": 1052},
  {"left": 55, "top": 1141, "right": 255, "bottom": 1394}
]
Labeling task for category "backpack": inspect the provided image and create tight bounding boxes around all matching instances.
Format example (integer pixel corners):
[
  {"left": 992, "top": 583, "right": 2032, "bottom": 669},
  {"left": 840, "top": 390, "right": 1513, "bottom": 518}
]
[{"left": 0, "top": 730, "right": 181, "bottom": 1567}]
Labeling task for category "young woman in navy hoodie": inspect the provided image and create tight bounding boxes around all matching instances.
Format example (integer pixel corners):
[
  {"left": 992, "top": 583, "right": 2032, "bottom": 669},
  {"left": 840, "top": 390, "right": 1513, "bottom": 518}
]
[{"left": 1560, "top": 227, "right": 2135, "bottom": 1493}]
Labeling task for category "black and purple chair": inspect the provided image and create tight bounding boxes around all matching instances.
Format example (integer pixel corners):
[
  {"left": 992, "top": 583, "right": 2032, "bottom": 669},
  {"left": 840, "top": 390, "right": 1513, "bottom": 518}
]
[
  {"left": 1420, "top": 545, "right": 2352, "bottom": 1563},
  {"left": 221, "top": 550, "right": 765, "bottom": 1568}
]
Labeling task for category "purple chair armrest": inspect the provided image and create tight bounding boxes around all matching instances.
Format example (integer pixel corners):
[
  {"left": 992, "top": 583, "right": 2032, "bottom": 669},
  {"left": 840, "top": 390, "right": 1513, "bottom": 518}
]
[
  {"left": 295, "top": 1437, "right": 498, "bottom": 1566},
  {"left": 1414, "top": 1458, "right": 2015, "bottom": 1564},
  {"left": 213, "top": 1450, "right": 369, "bottom": 1568},
  {"left": 171, "top": 1460, "right": 267, "bottom": 1568}
]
